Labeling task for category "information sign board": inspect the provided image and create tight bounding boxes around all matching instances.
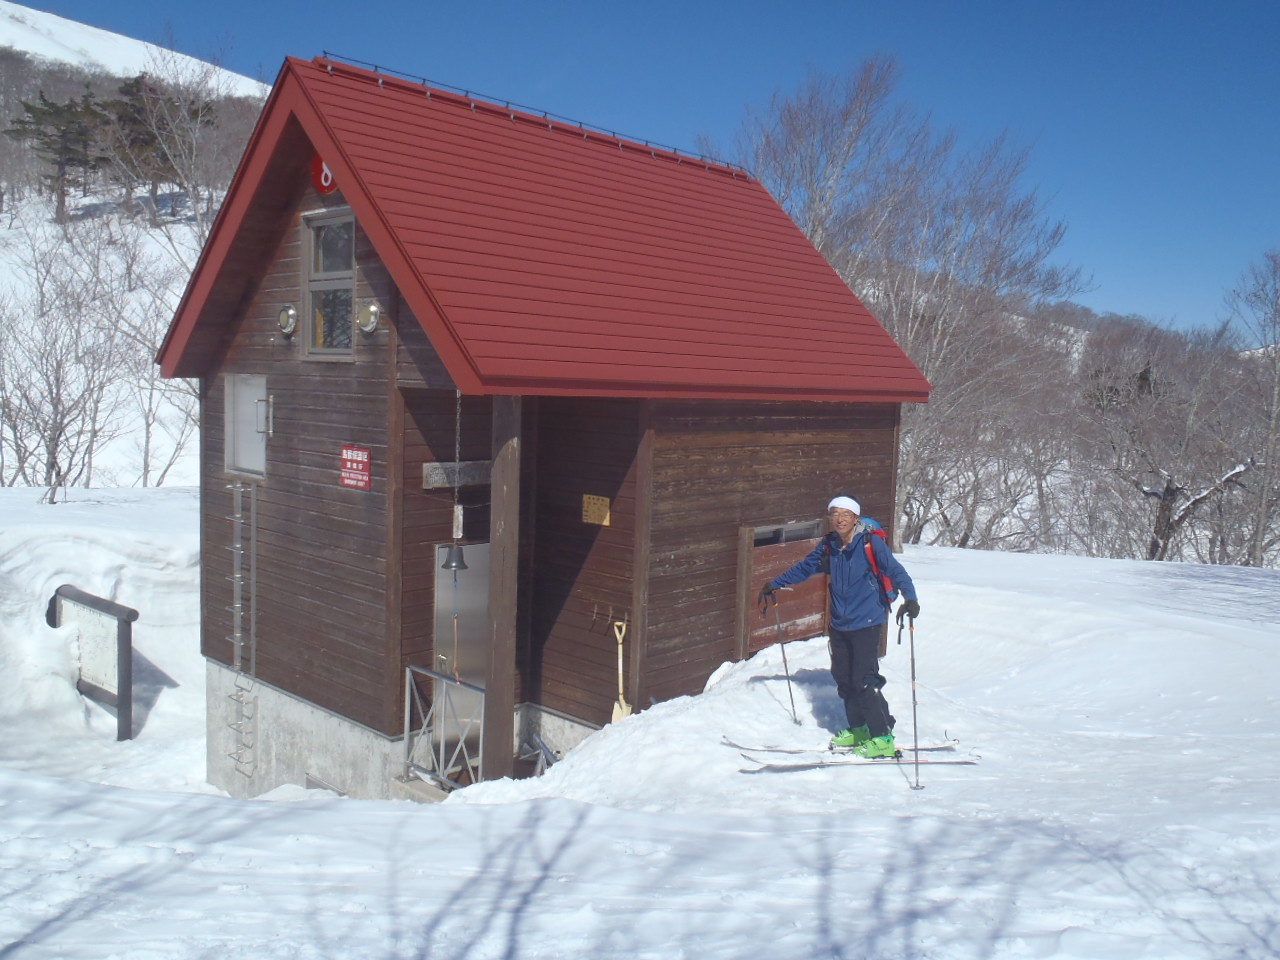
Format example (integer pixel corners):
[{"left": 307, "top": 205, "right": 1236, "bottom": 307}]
[{"left": 48, "top": 585, "right": 139, "bottom": 741}]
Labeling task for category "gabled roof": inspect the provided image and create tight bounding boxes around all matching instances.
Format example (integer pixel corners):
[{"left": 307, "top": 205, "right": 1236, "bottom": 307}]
[{"left": 158, "top": 56, "right": 930, "bottom": 403}]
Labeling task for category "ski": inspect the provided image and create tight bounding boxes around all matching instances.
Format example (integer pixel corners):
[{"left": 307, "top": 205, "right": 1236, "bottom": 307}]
[
  {"left": 739, "top": 751, "right": 978, "bottom": 771},
  {"left": 721, "top": 736, "right": 957, "bottom": 755}
]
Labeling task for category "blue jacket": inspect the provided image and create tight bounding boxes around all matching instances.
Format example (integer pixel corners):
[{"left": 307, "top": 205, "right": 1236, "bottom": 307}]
[{"left": 771, "top": 527, "right": 917, "bottom": 631}]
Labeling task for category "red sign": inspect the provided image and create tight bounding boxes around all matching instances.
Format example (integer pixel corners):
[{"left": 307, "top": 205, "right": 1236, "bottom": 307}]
[
  {"left": 311, "top": 154, "right": 338, "bottom": 195},
  {"left": 340, "top": 445, "right": 371, "bottom": 490}
]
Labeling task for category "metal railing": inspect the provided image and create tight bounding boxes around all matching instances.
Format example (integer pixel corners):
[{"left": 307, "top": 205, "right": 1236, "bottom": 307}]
[{"left": 402, "top": 665, "right": 485, "bottom": 791}]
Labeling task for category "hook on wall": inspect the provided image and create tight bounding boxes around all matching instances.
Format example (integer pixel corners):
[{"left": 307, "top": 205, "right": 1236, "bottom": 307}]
[{"left": 590, "top": 602, "right": 630, "bottom": 631}]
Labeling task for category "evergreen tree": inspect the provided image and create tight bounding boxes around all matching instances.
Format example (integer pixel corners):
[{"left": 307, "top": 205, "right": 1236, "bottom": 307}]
[
  {"left": 101, "top": 74, "right": 180, "bottom": 223},
  {"left": 5, "top": 88, "right": 108, "bottom": 223}
]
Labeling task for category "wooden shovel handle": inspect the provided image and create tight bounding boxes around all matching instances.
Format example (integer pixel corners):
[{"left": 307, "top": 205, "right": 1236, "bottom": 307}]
[{"left": 613, "top": 621, "right": 627, "bottom": 697}]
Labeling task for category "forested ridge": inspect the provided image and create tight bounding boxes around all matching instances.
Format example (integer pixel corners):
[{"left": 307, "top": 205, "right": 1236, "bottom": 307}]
[{"left": 1, "top": 45, "right": 1275, "bottom": 566}]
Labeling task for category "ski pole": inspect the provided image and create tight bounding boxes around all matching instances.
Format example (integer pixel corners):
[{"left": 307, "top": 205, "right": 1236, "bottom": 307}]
[
  {"left": 906, "top": 614, "right": 923, "bottom": 790},
  {"left": 768, "top": 593, "right": 800, "bottom": 725}
]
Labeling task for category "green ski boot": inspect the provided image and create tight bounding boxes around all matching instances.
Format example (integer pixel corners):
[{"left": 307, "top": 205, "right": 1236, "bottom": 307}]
[
  {"left": 852, "top": 734, "right": 897, "bottom": 759},
  {"left": 830, "top": 725, "right": 870, "bottom": 749}
]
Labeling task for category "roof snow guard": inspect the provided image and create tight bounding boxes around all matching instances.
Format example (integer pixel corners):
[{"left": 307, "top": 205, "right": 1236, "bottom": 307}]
[{"left": 159, "top": 56, "right": 930, "bottom": 403}]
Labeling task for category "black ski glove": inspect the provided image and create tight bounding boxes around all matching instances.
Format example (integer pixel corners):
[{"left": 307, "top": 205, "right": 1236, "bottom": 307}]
[
  {"left": 757, "top": 582, "right": 776, "bottom": 612},
  {"left": 896, "top": 599, "right": 920, "bottom": 625}
]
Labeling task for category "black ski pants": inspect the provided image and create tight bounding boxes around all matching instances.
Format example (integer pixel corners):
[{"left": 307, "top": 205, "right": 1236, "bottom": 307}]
[{"left": 829, "top": 625, "right": 894, "bottom": 737}]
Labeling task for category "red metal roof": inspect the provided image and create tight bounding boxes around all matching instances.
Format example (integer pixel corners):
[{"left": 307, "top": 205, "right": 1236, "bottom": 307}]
[{"left": 159, "top": 57, "right": 930, "bottom": 403}]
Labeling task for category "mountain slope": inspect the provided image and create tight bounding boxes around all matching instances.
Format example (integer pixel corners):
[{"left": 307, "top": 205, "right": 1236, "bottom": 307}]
[{"left": 0, "top": 0, "right": 266, "bottom": 95}]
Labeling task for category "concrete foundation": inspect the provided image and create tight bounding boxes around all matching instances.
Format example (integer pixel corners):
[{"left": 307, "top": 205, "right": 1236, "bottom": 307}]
[
  {"left": 515, "top": 702, "right": 599, "bottom": 762},
  {"left": 206, "top": 660, "right": 601, "bottom": 800},
  {"left": 206, "top": 660, "right": 416, "bottom": 801}
]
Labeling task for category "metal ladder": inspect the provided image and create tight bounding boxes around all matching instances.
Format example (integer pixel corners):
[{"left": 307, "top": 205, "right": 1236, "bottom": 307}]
[
  {"left": 226, "top": 482, "right": 257, "bottom": 778},
  {"left": 228, "top": 673, "right": 257, "bottom": 777}
]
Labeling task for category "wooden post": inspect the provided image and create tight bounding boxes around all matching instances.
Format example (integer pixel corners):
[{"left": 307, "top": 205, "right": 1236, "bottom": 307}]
[
  {"left": 628, "top": 405, "right": 653, "bottom": 712},
  {"left": 482, "top": 395, "right": 521, "bottom": 780}
]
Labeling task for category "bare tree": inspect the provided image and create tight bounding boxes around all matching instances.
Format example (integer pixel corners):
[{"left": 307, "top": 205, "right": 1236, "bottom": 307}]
[
  {"left": 58, "top": 211, "right": 199, "bottom": 485},
  {"left": 893, "top": 309, "right": 1079, "bottom": 552},
  {"left": 731, "top": 59, "right": 1083, "bottom": 547},
  {"left": 727, "top": 60, "right": 1276, "bottom": 567},
  {"left": 0, "top": 206, "right": 197, "bottom": 493},
  {"left": 1225, "top": 250, "right": 1280, "bottom": 566},
  {"left": 0, "top": 219, "right": 127, "bottom": 496},
  {"left": 732, "top": 59, "right": 932, "bottom": 263},
  {"left": 1077, "top": 319, "right": 1254, "bottom": 561}
]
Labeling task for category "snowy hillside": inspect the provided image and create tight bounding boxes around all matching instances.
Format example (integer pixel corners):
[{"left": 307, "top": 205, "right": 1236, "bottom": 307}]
[
  {"left": 0, "top": 3, "right": 263, "bottom": 492},
  {"left": 0, "top": 0, "right": 267, "bottom": 95},
  {"left": 1, "top": 487, "right": 1277, "bottom": 959}
]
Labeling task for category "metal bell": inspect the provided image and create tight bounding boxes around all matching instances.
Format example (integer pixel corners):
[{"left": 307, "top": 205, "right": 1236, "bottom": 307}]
[{"left": 441, "top": 543, "right": 468, "bottom": 570}]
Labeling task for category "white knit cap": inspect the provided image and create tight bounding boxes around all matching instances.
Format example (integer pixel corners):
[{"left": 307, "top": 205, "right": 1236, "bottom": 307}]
[{"left": 828, "top": 496, "right": 861, "bottom": 514}]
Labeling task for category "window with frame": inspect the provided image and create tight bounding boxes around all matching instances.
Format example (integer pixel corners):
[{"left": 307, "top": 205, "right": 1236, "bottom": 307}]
[
  {"left": 306, "top": 213, "right": 354, "bottom": 354},
  {"left": 225, "top": 374, "right": 268, "bottom": 475},
  {"left": 753, "top": 518, "right": 822, "bottom": 547}
]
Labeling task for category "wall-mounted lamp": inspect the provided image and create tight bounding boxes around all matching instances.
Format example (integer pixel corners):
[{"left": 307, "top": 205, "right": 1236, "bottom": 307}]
[
  {"left": 277, "top": 305, "right": 298, "bottom": 337},
  {"left": 356, "top": 302, "right": 380, "bottom": 334}
]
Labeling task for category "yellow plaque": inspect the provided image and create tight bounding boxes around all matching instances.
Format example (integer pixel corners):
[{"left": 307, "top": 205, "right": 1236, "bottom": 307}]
[{"left": 582, "top": 494, "right": 611, "bottom": 526}]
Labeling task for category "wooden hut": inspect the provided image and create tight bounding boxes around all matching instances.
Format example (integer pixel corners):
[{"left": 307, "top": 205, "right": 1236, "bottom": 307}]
[{"left": 157, "top": 56, "right": 930, "bottom": 799}]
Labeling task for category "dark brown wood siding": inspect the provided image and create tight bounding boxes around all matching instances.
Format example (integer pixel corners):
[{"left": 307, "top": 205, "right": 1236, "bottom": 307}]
[
  {"left": 527, "top": 397, "right": 641, "bottom": 724},
  {"left": 196, "top": 170, "right": 905, "bottom": 740},
  {"left": 398, "top": 387, "right": 493, "bottom": 675},
  {"left": 200, "top": 183, "right": 403, "bottom": 734},
  {"left": 393, "top": 292, "right": 453, "bottom": 390},
  {"left": 638, "top": 399, "right": 901, "bottom": 706}
]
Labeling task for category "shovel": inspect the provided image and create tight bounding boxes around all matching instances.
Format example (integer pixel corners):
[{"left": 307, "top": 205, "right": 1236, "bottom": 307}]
[{"left": 612, "top": 620, "right": 632, "bottom": 721}]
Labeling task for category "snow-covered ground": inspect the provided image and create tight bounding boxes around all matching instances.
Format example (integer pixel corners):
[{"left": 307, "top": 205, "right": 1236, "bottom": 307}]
[{"left": 1, "top": 487, "right": 1278, "bottom": 959}]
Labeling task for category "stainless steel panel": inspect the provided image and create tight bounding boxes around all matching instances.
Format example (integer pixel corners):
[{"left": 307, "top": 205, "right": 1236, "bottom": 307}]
[{"left": 433, "top": 542, "right": 490, "bottom": 765}]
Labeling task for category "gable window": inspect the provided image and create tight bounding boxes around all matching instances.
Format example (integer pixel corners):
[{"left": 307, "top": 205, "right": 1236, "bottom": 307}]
[
  {"left": 225, "top": 374, "right": 269, "bottom": 475},
  {"left": 306, "top": 212, "right": 354, "bottom": 354}
]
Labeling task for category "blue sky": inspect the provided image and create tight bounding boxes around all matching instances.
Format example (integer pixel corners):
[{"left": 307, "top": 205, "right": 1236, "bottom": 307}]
[{"left": 22, "top": 0, "right": 1280, "bottom": 330}]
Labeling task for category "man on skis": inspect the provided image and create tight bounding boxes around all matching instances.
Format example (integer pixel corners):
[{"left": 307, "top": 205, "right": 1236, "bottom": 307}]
[{"left": 759, "top": 496, "right": 921, "bottom": 758}]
